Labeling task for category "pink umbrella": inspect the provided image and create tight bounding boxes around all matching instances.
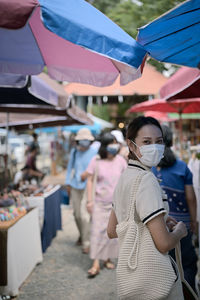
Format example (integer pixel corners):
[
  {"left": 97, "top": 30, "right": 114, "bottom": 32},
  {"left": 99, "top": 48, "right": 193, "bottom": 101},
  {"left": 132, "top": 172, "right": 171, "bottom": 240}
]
[
  {"left": 128, "top": 98, "right": 200, "bottom": 151},
  {"left": 160, "top": 67, "right": 200, "bottom": 100}
]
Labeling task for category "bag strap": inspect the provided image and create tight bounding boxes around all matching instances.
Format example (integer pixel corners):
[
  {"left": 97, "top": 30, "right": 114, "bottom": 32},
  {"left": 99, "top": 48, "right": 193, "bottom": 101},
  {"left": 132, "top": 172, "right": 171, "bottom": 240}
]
[
  {"left": 175, "top": 242, "right": 184, "bottom": 280},
  {"left": 128, "top": 171, "right": 147, "bottom": 221},
  {"left": 175, "top": 242, "right": 199, "bottom": 300},
  {"left": 126, "top": 171, "right": 147, "bottom": 270}
]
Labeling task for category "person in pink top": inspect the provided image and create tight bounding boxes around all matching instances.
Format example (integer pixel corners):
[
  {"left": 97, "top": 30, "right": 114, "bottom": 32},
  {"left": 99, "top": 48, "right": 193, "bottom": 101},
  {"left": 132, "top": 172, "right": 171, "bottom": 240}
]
[{"left": 86, "top": 132, "right": 127, "bottom": 278}]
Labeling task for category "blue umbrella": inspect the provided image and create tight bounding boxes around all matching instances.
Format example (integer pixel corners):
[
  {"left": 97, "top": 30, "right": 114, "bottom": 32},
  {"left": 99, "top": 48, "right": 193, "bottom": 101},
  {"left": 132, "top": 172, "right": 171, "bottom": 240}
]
[{"left": 137, "top": 0, "right": 200, "bottom": 68}]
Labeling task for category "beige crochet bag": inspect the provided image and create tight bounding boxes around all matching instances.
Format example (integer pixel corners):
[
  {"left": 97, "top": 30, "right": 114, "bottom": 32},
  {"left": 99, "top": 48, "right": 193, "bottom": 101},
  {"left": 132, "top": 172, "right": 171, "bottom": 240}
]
[{"left": 116, "top": 171, "right": 177, "bottom": 300}]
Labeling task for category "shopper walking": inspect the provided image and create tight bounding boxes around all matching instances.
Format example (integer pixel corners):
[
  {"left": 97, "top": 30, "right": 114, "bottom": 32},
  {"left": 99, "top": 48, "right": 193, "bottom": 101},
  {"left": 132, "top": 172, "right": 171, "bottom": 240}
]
[
  {"left": 65, "top": 128, "right": 97, "bottom": 253},
  {"left": 86, "top": 132, "right": 127, "bottom": 278},
  {"left": 152, "top": 125, "right": 198, "bottom": 291},
  {"left": 108, "top": 116, "right": 187, "bottom": 299}
]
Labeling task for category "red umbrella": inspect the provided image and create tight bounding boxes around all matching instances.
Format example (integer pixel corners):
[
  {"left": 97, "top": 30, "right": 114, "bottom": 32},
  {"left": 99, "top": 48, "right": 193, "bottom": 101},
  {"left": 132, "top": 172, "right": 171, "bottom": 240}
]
[
  {"left": 128, "top": 98, "right": 200, "bottom": 114},
  {"left": 160, "top": 67, "right": 200, "bottom": 100},
  {"left": 128, "top": 98, "right": 200, "bottom": 153}
]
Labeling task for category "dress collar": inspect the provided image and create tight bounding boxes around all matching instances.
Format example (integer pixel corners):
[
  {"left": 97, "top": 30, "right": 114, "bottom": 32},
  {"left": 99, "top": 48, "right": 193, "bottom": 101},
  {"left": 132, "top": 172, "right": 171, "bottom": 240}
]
[{"left": 128, "top": 159, "right": 150, "bottom": 171}]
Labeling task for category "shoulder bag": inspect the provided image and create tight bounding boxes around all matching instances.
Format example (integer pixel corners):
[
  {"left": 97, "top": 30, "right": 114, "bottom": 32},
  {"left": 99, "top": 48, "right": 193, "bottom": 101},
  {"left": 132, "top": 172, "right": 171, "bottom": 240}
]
[
  {"left": 116, "top": 171, "right": 178, "bottom": 300},
  {"left": 80, "top": 156, "right": 99, "bottom": 222}
]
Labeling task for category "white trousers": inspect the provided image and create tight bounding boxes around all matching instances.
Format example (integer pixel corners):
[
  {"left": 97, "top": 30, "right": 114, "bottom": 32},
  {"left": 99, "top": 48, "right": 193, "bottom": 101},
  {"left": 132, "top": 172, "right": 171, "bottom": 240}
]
[{"left": 70, "top": 187, "right": 90, "bottom": 248}]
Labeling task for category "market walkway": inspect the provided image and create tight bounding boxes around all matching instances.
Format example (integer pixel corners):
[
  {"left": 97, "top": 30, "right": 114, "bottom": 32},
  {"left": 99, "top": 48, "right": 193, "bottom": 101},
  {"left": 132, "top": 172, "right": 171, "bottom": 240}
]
[{"left": 16, "top": 205, "right": 117, "bottom": 300}]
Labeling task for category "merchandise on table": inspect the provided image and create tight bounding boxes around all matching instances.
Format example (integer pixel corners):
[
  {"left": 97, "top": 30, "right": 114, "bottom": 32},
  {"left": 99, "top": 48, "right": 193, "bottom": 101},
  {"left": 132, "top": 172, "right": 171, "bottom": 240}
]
[{"left": 0, "top": 187, "right": 27, "bottom": 228}]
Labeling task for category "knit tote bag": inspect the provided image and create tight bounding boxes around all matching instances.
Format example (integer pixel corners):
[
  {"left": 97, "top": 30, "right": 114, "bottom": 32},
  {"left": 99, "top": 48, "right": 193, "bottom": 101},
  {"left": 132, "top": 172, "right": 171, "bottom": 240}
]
[{"left": 116, "top": 171, "right": 177, "bottom": 300}]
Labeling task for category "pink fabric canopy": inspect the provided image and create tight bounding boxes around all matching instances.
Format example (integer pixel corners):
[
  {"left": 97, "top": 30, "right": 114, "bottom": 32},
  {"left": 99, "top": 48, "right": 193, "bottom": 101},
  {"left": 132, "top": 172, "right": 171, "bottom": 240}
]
[{"left": 160, "top": 67, "right": 200, "bottom": 100}]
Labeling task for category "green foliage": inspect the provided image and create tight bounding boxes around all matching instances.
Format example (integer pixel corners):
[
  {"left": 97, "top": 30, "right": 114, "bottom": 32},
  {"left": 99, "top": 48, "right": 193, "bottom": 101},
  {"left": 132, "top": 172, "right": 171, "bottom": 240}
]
[
  {"left": 117, "top": 102, "right": 131, "bottom": 118},
  {"left": 88, "top": 0, "right": 185, "bottom": 39},
  {"left": 92, "top": 104, "right": 110, "bottom": 121},
  {"left": 87, "top": 0, "right": 121, "bottom": 14}
]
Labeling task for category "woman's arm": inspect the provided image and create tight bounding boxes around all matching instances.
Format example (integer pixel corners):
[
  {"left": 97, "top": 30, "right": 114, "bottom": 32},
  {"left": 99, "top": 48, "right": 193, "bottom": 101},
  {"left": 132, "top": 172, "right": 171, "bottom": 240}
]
[
  {"left": 86, "top": 174, "right": 94, "bottom": 214},
  {"left": 185, "top": 185, "right": 198, "bottom": 234},
  {"left": 107, "top": 209, "right": 118, "bottom": 239},
  {"left": 147, "top": 214, "right": 187, "bottom": 254}
]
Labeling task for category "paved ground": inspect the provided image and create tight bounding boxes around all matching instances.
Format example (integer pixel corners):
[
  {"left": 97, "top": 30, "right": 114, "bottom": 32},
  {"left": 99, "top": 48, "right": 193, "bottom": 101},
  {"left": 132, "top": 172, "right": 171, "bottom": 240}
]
[{"left": 16, "top": 205, "right": 117, "bottom": 300}]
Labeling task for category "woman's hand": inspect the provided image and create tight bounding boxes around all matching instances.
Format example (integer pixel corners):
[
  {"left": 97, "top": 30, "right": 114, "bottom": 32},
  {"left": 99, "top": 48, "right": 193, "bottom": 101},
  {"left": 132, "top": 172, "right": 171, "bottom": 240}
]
[
  {"left": 86, "top": 201, "right": 93, "bottom": 214},
  {"left": 80, "top": 171, "right": 89, "bottom": 181},
  {"left": 166, "top": 216, "right": 178, "bottom": 231},
  {"left": 172, "top": 221, "right": 187, "bottom": 239},
  {"left": 66, "top": 185, "right": 71, "bottom": 197}
]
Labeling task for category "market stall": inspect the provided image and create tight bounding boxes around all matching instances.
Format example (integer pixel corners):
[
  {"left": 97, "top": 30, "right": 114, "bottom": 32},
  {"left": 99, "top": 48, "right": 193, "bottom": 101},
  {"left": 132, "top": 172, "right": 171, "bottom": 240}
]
[
  {"left": 0, "top": 207, "right": 43, "bottom": 297},
  {"left": 26, "top": 185, "right": 62, "bottom": 252}
]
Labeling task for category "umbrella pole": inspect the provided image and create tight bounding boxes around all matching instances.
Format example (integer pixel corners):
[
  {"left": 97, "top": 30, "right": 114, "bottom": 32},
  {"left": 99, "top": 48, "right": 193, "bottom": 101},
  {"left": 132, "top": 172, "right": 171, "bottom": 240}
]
[
  {"left": 179, "top": 112, "right": 183, "bottom": 159},
  {"left": 5, "top": 112, "right": 9, "bottom": 186},
  {"left": 5, "top": 112, "right": 9, "bottom": 154}
]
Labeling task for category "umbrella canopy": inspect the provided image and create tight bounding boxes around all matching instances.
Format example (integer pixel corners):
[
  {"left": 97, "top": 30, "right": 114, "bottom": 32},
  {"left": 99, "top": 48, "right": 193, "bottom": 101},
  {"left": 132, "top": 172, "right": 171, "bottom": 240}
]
[
  {"left": 0, "top": 73, "right": 65, "bottom": 107},
  {"left": 0, "top": 108, "right": 93, "bottom": 130},
  {"left": 128, "top": 98, "right": 200, "bottom": 114},
  {"left": 0, "top": 0, "right": 146, "bottom": 87},
  {"left": 0, "top": 73, "right": 93, "bottom": 122},
  {"left": 0, "top": 114, "right": 74, "bottom": 130},
  {"left": 137, "top": 0, "right": 200, "bottom": 69},
  {"left": 0, "top": 73, "right": 93, "bottom": 128},
  {"left": 159, "top": 67, "right": 200, "bottom": 100}
]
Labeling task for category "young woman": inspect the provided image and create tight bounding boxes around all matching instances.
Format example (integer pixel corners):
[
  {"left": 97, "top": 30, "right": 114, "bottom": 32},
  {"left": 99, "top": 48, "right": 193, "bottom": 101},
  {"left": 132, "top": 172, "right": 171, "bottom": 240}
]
[
  {"left": 86, "top": 132, "right": 127, "bottom": 278},
  {"left": 107, "top": 116, "right": 187, "bottom": 299}
]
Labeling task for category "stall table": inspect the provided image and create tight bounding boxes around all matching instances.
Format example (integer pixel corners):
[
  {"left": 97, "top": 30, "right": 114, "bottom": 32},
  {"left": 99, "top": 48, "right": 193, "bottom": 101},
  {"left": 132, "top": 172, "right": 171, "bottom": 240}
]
[
  {"left": 0, "top": 207, "right": 43, "bottom": 297},
  {"left": 26, "top": 185, "right": 62, "bottom": 252}
]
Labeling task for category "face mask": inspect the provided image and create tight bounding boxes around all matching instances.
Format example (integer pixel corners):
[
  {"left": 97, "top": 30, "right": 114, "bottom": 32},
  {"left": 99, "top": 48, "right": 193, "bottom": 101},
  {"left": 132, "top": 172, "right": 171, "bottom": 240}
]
[
  {"left": 131, "top": 141, "right": 165, "bottom": 167},
  {"left": 77, "top": 140, "right": 91, "bottom": 148},
  {"left": 106, "top": 144, "right": 120, "bottom": 156}
]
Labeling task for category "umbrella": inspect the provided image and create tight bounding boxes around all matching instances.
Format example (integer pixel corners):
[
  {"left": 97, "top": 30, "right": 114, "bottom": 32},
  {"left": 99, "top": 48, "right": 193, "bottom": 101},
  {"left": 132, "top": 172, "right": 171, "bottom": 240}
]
[
  {"left": 137, "top": 0, "right": 200, "bottom": 69},
  {"left": 128, "top": 98, "right": 200, "bottom": 153},
  {"left": 0, "top": 114, "right": 88, "bottom": 131},
  {"left": 0, "top": 73, "right": 65, "bottom": 107},
  {"left": 159, "top": 67, "right": 200, "bottom": 100},
  {"left": 0, "top": 0, "right": 146, "bottom": 87},
  {"left": 0, "top": 73, "right": 93, "bottom": 123}
]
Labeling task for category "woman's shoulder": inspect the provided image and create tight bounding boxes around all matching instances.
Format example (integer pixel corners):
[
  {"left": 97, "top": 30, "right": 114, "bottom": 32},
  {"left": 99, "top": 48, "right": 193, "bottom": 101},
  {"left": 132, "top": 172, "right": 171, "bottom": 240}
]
[{"left": 172, "top": 159, "right": 188, "bottom": 173}]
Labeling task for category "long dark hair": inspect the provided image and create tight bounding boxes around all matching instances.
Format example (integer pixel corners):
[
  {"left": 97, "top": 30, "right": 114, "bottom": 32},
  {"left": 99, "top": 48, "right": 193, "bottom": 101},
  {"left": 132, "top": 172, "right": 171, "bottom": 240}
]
[
  {"left": 98, "top": 132, "right": 115, "bottom": 159},
  {"left": 126, "top": 116, "right": 163, "bottom": 160},
  {"left": 158, "top": 125, "right": 176, "bottom": 168}
]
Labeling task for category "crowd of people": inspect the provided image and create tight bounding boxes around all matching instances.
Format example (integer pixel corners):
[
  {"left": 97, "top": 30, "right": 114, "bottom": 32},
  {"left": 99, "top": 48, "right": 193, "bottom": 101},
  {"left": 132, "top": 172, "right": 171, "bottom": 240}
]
[
  {"left": 10, "top": 117, "right": 199, "bottom": 299},
  {"left": 64, "top": 117, "right": 199, "bottom": 299}
]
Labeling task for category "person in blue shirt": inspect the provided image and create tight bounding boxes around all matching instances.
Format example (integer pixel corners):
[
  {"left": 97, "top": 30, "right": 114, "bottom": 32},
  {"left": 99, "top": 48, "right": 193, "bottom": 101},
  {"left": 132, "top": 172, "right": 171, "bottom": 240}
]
[
  {"left": 152, "top": 125, "right": 198, "bottom": 291},
  {"left": 65, "top": 128, "right": 98, "bottom": 254}
]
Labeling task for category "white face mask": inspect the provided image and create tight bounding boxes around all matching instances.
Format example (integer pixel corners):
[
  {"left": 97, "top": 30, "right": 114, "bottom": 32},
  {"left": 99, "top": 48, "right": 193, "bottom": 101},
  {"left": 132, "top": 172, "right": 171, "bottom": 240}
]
[{"left": 131, "top": 141, "right": 165, "bottom": 167}]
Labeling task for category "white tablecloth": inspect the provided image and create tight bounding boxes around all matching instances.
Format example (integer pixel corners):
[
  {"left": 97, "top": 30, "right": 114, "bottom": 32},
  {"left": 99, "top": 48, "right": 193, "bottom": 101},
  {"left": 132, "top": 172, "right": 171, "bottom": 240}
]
[
  {"left": 0, "top": 207, "right": 43, "bottom": 296},
  {"left": 26, "top": 185, "right": 61, "bottom": 230}
]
